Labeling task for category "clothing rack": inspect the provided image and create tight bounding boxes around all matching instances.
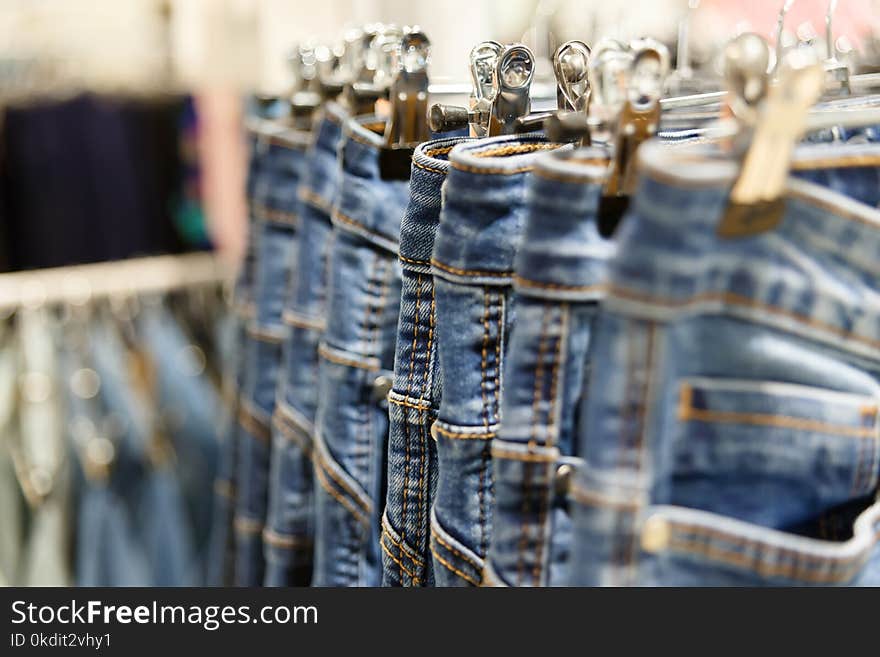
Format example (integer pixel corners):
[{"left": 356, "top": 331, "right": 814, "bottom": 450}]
[{"left": 0, "top": 252, "right": 231, "bottom": 313}]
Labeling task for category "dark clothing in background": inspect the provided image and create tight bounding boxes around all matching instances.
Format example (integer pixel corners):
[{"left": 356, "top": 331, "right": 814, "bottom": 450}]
[{"left": 0, "top": 94, "right": 189, "bottom": 272}]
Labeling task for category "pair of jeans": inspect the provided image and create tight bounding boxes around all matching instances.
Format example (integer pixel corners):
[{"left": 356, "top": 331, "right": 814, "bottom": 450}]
[
  {"left": 570, "top": 139, "right": 880, "bottom": 586},
  {"left": 265, "top": 103, "right": 346, "bottom": 586},
  {"left": 429, "top": 134, "right": 567, "bottom": 586},
  {"left": 235, "top": 122, "right": 307, "bottom": 585},
  {"left": 74, "top": 317, "right": 198, "bottom": 587},
  {"left": 208, "top": 115, "right": 265, "bottom": 586},
  {"left": 138, "top": 303, "right": 223, "bottom": 582},
  {"left": 483, "top": 147, "right": 616, "bottom": 587},
  {"left": 381, "top": 135, "right": 474, "bottom": 586},
  {"left": 311, "top": 116, "right": 410, "bottom": 586}
]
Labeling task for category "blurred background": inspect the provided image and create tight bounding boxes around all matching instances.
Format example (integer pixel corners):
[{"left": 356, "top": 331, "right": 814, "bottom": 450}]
[{"left": 1, "top": 0, "right": 878, "bottom": 271}]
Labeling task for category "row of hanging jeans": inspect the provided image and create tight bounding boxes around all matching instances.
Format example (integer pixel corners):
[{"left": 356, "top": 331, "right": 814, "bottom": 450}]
[
  {"left": 214, "top": 96, "right": 880, "bottom": 587},
  {"left": 1, "top": 290, "right": 226, "bottom": 586}
]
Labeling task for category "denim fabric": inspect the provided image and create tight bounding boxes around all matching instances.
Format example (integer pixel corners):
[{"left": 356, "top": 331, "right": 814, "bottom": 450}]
[
  {"left": 207, "top": 312, "right": 243, "bottom": 586},
  {"left": 265, "top": 105, "right": 346, "bottom": 587},
  {"left": 138, "top": 304, "right": 222, "bottom": 583},
  {"left": 75, "top": 319, "right": 198, "bottom": 587},
  {"left": 429, "top": 134, "right": 567, "bottom": 586},
  {"left": 208, "top": 117, "right": 265, "bottom": 586},
  {"left": 380, "top": 135, "right": 473, "bottom": 586},
  {"left": 312, "top": 116, "right": 410, "bottom": 586},
  {"left": 235, "top": 122, "right": 307, "bottom": 586},
  {"left": 483, "top": 148, "right": 615, "bottom": 587},
  {"left": 569, "top": 139, "right": 880, "bottom": 586}
]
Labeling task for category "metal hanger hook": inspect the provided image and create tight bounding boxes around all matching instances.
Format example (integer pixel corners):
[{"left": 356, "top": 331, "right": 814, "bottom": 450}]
[{"left": 553, "top": 40, "right": 591, "bottom": 113}]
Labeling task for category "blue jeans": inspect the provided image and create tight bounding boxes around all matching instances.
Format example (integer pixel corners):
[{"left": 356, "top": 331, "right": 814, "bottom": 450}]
[
  {"left": 235, "top": 124, "right": 306, "bottom": 586},
  {"left": 74, "top": 319, "right": 198, "bottom": 587},
  {"left": 138, "top": 304, "right": 223, "bottom": 583},
  {"left": 483, "top": 147, "right": 615, "bottom": 587},
  {"left": 569, "top": 139, "right": 880, "bottom": 586},
  {"left": 380, "top": 135, "right": 474, "bottom": 586},
  {"left": 311, "top": 116, "right": 410, "bottom": 586},
  {"left": 265, "top": 104, "right": 346, "bottom": 586},
  {"left": 429, "top": 134, "right": 567, "bottom": 586}
]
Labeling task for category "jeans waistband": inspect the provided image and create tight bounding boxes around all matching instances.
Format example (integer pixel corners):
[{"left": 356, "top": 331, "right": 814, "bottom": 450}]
[
  {"left": 514, "top": 146, "right": 616, "bottom": 301},
  {"left": 299, "top": 104, "right": 347, "bottom": 214},
  {"left": 605, "top": 139, "right": 880, "bottom": 363},
  {"left": 432, "top": 133, "right": 569, "bottom": 285},
  {"left": 399, "top": 135, "right": 475, "bottom": 269},
  {"left": 333, "top": 115, "right": 411, "bottom": 254}
]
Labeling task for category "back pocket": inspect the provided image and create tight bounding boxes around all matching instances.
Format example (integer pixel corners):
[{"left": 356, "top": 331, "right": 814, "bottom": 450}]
[{"left": 671, "top": 377, "right": 880, "bottom": 533}]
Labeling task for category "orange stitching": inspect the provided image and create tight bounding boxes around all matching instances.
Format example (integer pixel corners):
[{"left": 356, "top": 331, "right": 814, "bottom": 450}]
[
  {"left": 610, "top": 285, "right": 880, "bottom": 351},
  {"left": 312, "top": 442, "right": 371, "bottom": 514},
  {"left": 271, "top": 412, "right": 312, "bottom": 454},
  {"left": 451, "top": 162, "right": 535, "bottom": 175},
  {"left": 298, "top": 188, "right": 333, "bottom": 213},
  {"left": 431, "top": 258, "right": 512, "bottom": 279},
  {"left": 424, "top": 145, "right": 456, "bottom": 157},
  {"left": 568, "top": 484, "right": 641, "bottom": 512},
  {"left": 333, "top": 209, "right": 397, "bottom": 246},
  {"left": 678, "top": 405, "right": 877, "bottom": 438},
  {"left": 380, "top": 534, "right": 421, "bottom": 583},
  {"left": 433, "top": 425, "right": 496, "bottom": 440},
  {"left": 400, "top": 275, "right": 424, "bottom": 557},
  {"left": 388, "top": 396, "right": 433, "bottom": 412},
  {"left": 282, "top": 311, "right": 325, "bottom": 331},
  {"left": 416, "top": 288, "right": 437, "bottom": 550},
  {"left": 431, "top": 545, "right": 481, "bottom": 586},
  {"left": 262, "top": 528, "right": 312, "bottom": 549},
  {"left": 518, "top": 304, "right": 551, "bottom": 585},
  {"left": 431, "top": 525, "right": 484, "bottom": 573},
  {"left": 313, "top": 458, "right": 369, "bottom": 524},
  {"left": 247, "top": 327, "right": 285, "bottom": 344},
  {"left": 412, "top": 159, "right": 448, "bottom": 176},
  {"left": 533, "top": 306, "right": 565, "bottom": 585},
  {"left": 492, "top": 448, "right": 557, "bottom": 462},
  {"left": 252, "top": 204, "right": 299, "bottom": 226},
  {"left": 514, "top": 275, "right": 607, "bottom": 293},
  {"left": 234, "top": 516, "right": 263, "bottom": 535},
  {"left": 239, "top": 405, "right": 271, "bottom": 443},
  {"left": 318, "top": 344, "right": 380, "bottom": 371},
  {"left": 473, "top": 143, "right": 561, "bottom": 158},
  {"left": 665, "top": 532, "right": 876, "bottom": 584},
  {"left": 213, "top": 479, "right": 234, "bottom": 499},
  {"left": 480, "top": 288, "right": 491, "bottom": 432},
  {"left": 399, "top": 254, "right": 430, "bottom": 267},
  {"left": 381, "top": 523, "right": 427, "bottom": 568},
  {"left": 546, "top": 305, "right": 565, "bottom": 449}
]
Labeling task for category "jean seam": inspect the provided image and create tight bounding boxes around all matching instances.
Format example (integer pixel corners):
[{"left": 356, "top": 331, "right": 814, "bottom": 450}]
[
  {"left": 517, "top": 303, "right": 551, "bottom": 586},
  {"left": 401, "top": 273, "right": 424, "bottom": 579},
  {"left": 608, "top": 285, "right": 880, "bottom": 353},
  {"left": 416, "top": 287, "right": 437, "bottom": 569}
]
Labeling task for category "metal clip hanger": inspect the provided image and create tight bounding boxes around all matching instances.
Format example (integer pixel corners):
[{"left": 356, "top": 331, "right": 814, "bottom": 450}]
[
  {"left": 343, "top": 24, "right": 403, "bottom": 116},
  {"left": 540, "top": 40, "right": 593, "bottom": 143},
  {"left": 469, "top": 40, "right": 504, "bottom": 136},
  {"left": 719, "top": 48, "right": 825, "bottom": 238},
  {"left": 384, "top": 28, "right": 431, "bottom": 147},
  {"left": 288, "top": 43, "right": 323, "bottom": 130},
  {"left": 487, "top": 44, "right": 536, "bottom": 136},
  {"left": 379, "top": 28, "right": 431, "bottom": 182},
  {"left": 428, "top": 40, "right": 502, "bottom": 136},
  {"left": 597, "top": 39, "right": 670, "bottom": 233}
]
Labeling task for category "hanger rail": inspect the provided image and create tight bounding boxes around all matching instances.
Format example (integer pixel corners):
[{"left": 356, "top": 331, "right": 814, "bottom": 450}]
[{"left": 0, "top": 253, "right": 231, "bottom": 313}]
